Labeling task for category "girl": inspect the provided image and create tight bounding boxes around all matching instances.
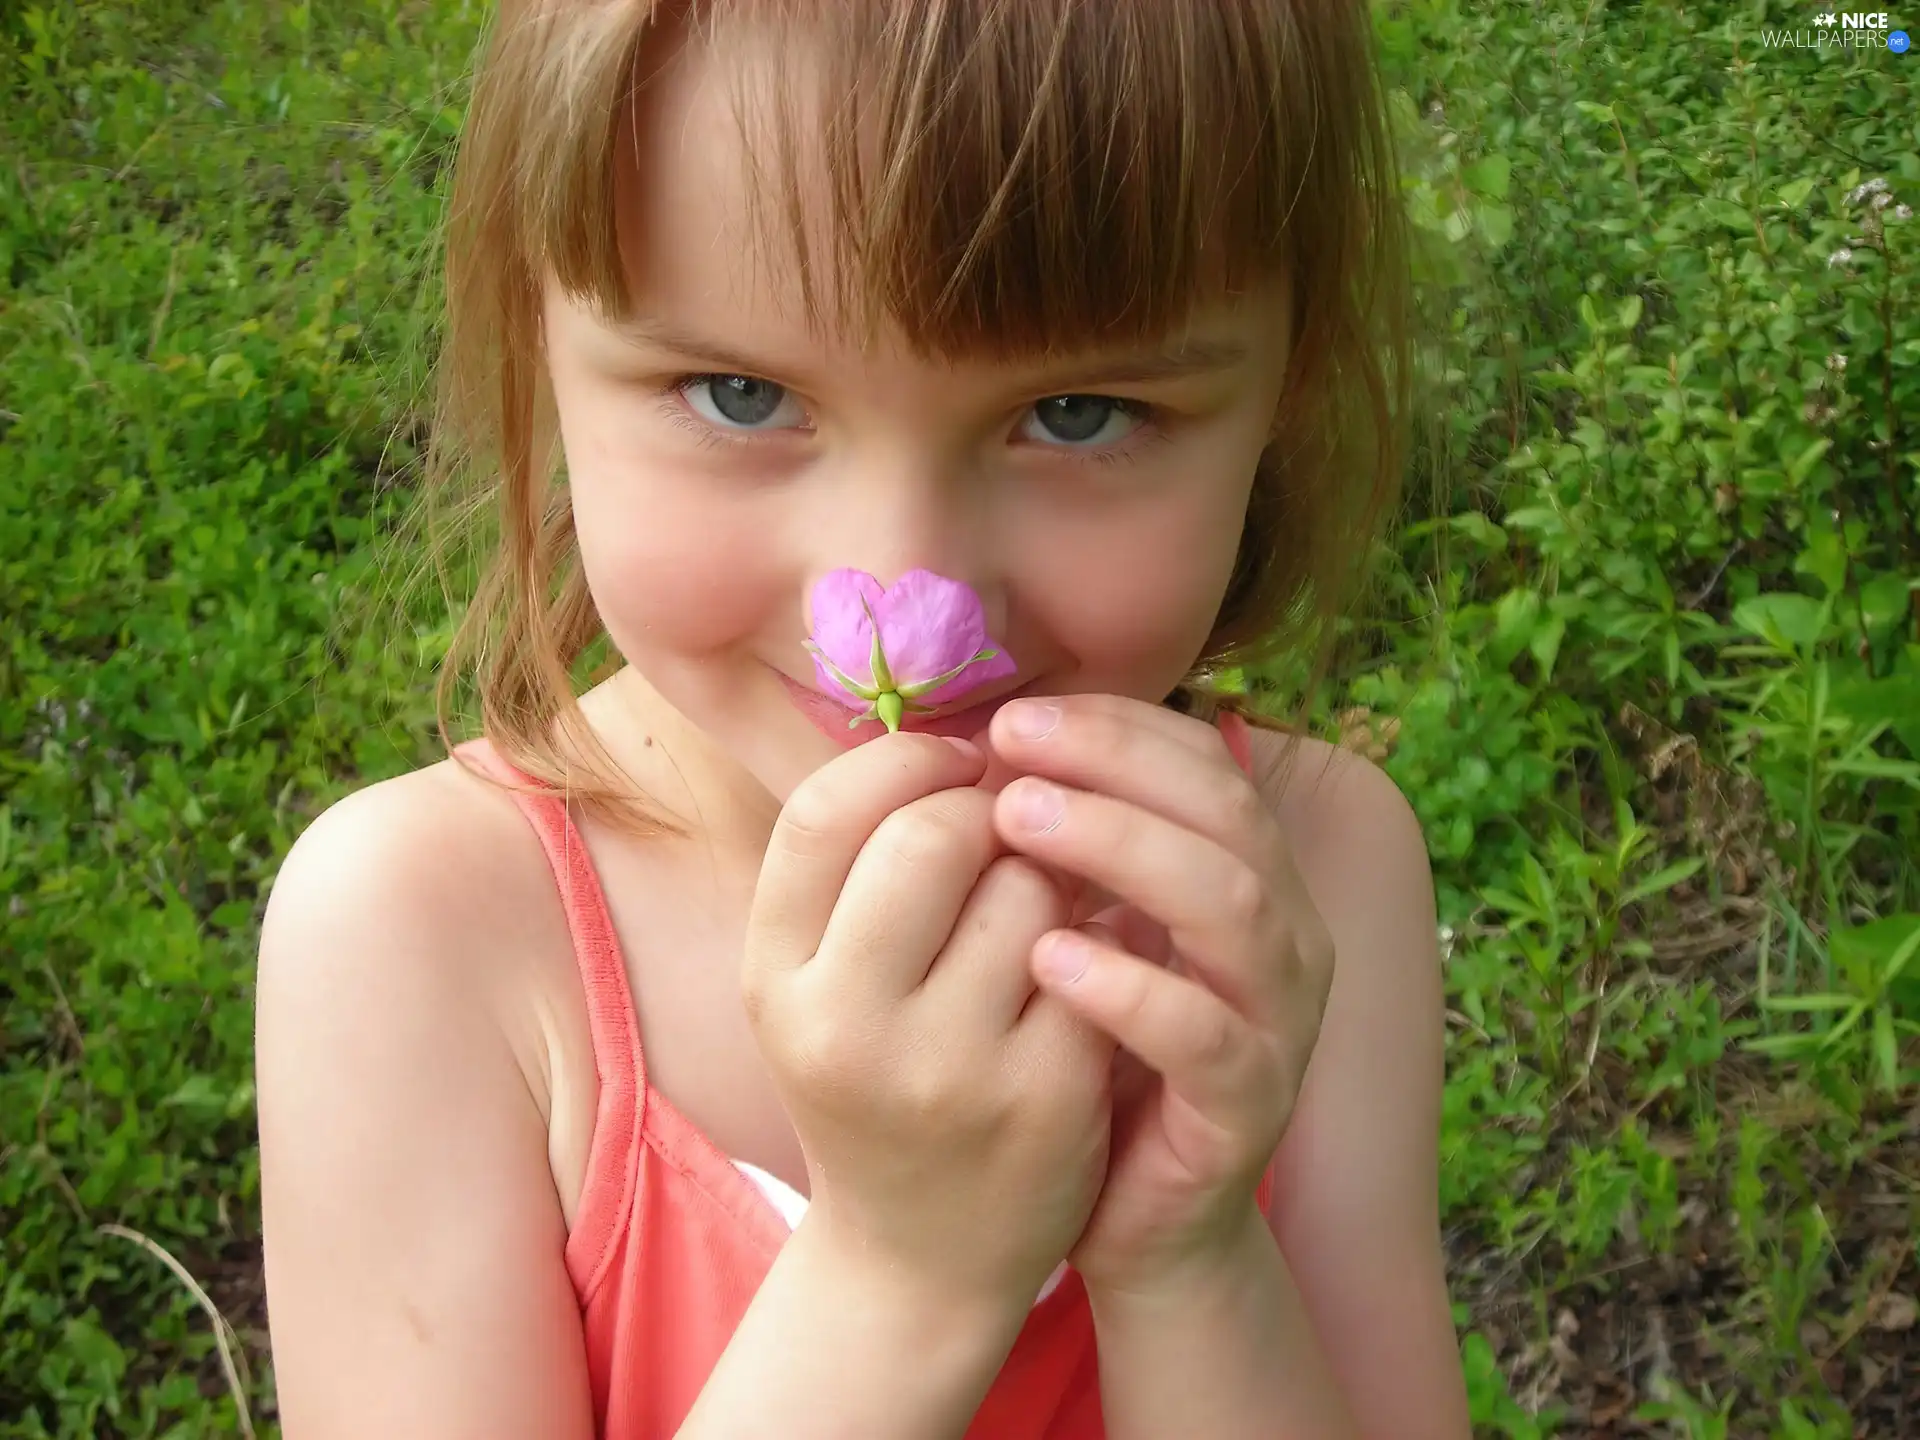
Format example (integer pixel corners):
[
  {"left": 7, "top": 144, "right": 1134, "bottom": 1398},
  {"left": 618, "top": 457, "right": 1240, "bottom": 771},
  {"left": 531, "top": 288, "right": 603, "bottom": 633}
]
[{"left": 256, "top": 1, "right": 1469, "bottom": 1436}]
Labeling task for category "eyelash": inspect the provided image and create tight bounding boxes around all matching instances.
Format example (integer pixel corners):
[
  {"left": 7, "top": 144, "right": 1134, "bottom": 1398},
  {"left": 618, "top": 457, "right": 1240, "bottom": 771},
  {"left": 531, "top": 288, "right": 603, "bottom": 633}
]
[{"left": 652, "top": 374, "right": 1168, "bottom": 468}]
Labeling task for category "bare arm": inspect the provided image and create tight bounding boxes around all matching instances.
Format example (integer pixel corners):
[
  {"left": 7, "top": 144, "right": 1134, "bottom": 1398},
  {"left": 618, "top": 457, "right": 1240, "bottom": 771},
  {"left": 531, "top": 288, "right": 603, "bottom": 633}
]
[
  {"left": 679, "top": 1214, "right": 1033, "bottom": 1440},
  {"left": 256, "top": 786, "right": 597, "bottom": 1439},
  {"left": 1263, "top": 749, "right": 1468, "bottom": 1437},
  {"left": 259, "top": 774, "right": 1034, "bottom": 1440},
  {"left": 1087, "top": 746, "right": 1467, "bottom": 1440},
  {"left": 1089, "top": 1208, "right": 1360, "bottom": 1439}
]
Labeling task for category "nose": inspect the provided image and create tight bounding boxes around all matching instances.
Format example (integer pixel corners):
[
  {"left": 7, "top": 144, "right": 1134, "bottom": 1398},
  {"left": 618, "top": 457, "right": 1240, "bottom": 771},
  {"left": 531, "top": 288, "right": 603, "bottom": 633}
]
[{"left": 811, "top": 453, "right": 1008, "bottom": 637}]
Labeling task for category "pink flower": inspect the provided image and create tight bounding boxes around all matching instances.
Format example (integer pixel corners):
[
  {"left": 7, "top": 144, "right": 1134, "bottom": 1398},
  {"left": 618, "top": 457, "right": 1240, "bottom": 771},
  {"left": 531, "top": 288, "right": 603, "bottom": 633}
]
[{"left": 803, "top": 568, "right": 1017, "bottom": 733}]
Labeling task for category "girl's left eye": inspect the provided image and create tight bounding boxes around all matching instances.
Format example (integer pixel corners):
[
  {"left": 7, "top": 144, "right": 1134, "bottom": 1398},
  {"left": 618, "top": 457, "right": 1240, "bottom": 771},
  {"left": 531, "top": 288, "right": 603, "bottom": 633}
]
[
  {"left": 1020, "top": 395, "right": 1147, "bottom": 448},
  {"left": 678, "top": 375, "right": 809, "bottom": 431}
]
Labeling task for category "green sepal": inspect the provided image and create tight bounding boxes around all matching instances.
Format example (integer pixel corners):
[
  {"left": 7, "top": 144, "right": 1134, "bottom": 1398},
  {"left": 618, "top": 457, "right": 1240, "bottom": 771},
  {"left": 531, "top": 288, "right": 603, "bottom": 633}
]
[
  {"left": 896, "top": 647, "right": 1001, "bottom": 700},
  {"left": 860, "top": 597, "right": 895, "bottom": 691},
  {"left": 804, "top": 640, "right": 881, "bottom": 701}
]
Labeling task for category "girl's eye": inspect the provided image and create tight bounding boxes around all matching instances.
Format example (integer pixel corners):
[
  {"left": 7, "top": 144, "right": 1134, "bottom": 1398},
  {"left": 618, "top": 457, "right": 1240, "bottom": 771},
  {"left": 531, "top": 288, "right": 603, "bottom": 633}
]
[
  {"left": 679, "top": 374, "right": 808, "bottom": 431},
  {"left": 1020, "top": 395, "right": 1145, "bottom": 448}
]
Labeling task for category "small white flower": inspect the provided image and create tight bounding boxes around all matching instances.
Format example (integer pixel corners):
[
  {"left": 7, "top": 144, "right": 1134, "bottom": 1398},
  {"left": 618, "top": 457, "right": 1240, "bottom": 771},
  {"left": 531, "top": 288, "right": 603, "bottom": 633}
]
[
  {"left": 1845, "top": 177, "right": 1889, "bottom": 207},
  {"left": 1827, "top": 247, "right": 1854, "bottom": 268},
  {"left": 1827, "top": 353, "right": 1848, "bottom": 371},
  {"left": 1897, "top": 204, "right": 1914, "bottom": 221},
  {"left": 1872, "top": 191, "right": 1893, "bottom": 211}
]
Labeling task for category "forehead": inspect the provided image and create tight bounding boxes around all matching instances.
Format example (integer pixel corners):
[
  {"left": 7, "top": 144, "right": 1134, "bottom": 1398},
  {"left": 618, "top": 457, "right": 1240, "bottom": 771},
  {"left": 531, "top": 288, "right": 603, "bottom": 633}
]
[
  {"left": 610, "top": 18, "right": 809, "bottom": 332},
  {"left": 604, "top": 5, "right": 1289, "bottom": 364}
]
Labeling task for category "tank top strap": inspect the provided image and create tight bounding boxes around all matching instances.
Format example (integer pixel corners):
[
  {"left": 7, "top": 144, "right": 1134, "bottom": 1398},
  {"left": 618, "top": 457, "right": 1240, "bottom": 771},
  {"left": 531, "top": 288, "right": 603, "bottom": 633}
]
[
  {"left": 454, "top": 738, "right": 645, "bottom": 1083},
  {"left": 454, "top": 738, "right": 646, "bottom": 1289},
  {"left": 1216, "top": 706, "right": 1256, "bottom": 780}
]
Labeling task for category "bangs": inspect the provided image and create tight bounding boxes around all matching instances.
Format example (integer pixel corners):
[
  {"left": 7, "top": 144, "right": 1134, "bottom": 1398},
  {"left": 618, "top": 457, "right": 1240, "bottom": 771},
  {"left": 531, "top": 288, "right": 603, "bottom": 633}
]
[
  {"left": 728, "top": 0, "right": 1307, "bottom": 357},
  {"left": 530, "top": 0, "right": 1331, "bottom": 360}
]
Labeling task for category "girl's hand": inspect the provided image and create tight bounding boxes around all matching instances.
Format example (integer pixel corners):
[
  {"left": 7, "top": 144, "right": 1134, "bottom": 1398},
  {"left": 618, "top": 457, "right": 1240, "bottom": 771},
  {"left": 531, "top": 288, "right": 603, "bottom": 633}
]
[
  {"left": 742, "top": 731, "right": 1116, "bottom": 1312},
  {"left": 985, "top": 694, "right": 1335, "bottom": 1298}
]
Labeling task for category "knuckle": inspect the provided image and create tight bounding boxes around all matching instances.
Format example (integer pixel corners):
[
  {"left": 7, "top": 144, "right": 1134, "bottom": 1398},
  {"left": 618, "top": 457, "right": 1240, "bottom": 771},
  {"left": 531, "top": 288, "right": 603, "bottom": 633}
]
[
  {"left": 1108, "top": 796, "right": 1149, "bottom": 854},
  {"left": 873, "top": 793, "right": 984, "bottom": 872},
  {"left": 1108, "top": 959, "right": 1155, "bottom": 1029},
  {"left": 1273, "top": 910, "right": 1334, "bottom": 993},
  {"left": 1190, "top": 1005, "right": 1238, "bottom": 1069},
  {"left": 776, "top": 782, "right": 843, "bottom": 854},
  {"left": 783, "top": 1005, "right": 864, "bottom": 1092},
  {"left": 981, "top": 854, "right": 1069, "bottom": 926},
  {"left": 1221, "top": 860, "right": 1268, "bottom": 927},
  {"left": 896, "top": 1054, "right": 961, "bottom": 1126}
]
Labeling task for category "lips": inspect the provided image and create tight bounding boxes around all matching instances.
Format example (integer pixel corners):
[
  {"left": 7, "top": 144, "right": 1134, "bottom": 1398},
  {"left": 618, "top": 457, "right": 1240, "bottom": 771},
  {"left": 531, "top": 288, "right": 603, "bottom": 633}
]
[{"left": 775, "top": 667, "right": 1032, "bottom": 747}]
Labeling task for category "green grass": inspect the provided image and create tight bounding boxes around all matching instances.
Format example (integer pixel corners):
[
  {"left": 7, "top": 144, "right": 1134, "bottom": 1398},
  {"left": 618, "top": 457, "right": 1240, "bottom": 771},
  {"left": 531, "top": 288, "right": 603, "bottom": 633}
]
[{"left": 3, "top": 1, "right": 1916, "bottom": 1435}]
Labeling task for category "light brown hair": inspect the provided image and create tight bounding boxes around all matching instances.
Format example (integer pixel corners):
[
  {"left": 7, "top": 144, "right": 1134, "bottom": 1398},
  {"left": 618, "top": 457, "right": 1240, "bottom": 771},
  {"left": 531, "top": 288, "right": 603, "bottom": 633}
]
[{"left": 398, "top": 0, "right": 1420, "bottom": 833}]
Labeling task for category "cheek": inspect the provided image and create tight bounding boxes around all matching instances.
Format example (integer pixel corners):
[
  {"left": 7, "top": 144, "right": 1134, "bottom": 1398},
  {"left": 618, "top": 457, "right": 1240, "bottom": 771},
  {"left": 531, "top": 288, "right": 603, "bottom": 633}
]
[
  {"left": 561, "top": 432, "right": 789, "bottom": 657},
  {"left": 1030, "top": 479, "right": 1248, "bottom": 682}
]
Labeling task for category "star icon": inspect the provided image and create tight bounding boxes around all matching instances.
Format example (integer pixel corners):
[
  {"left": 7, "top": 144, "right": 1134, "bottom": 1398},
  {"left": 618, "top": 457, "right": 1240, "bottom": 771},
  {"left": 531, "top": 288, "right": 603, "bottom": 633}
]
[{"left": 1815, "top": 11, "right": 1837, "bottom": 24}]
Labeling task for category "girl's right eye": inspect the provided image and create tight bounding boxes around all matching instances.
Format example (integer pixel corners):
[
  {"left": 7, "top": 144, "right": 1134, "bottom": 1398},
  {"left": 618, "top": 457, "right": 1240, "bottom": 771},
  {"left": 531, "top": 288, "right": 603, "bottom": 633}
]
[{"left": 677, "top": 374, "right": 809, "bottom": 432}]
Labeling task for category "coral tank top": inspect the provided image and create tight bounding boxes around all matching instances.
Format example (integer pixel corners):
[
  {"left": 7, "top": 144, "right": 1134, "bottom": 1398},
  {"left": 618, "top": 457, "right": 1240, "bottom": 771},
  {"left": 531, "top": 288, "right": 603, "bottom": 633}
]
[{"left": 456, "top": 709, "right": 1278, "bottom": 1438}]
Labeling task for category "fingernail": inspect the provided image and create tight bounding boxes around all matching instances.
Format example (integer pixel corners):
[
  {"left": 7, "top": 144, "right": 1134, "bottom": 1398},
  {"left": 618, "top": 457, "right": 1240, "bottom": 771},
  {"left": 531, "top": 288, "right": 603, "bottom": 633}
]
[
  {"left": 1004, "top": 699, "right": 1060, "bottom": 740},
  {"left": 1036, "top": 932, "right": 1091, "bottom": 985},
  {"left": 1012, "top": 779, "right": 1065, "bottom": 833}
]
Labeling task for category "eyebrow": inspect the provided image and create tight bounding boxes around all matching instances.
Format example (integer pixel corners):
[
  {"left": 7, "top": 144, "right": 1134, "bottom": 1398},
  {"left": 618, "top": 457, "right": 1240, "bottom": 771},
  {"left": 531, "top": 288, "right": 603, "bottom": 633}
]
[{"left": 604, "top": 314, "right": 1251, "bottom": 389}]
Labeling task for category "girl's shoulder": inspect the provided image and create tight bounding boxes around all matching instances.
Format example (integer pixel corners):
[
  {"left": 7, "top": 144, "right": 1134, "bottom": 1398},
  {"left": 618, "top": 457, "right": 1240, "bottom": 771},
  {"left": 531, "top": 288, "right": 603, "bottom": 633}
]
[
  {"left": 1241, "top": 725, "right": 1432, "bottom": 919},
  {"left": 269, "top": 755, "right": 562, "bottom": 950},
  {"left": 257, "top": 754, "right": 585, "bottom": 1111}
]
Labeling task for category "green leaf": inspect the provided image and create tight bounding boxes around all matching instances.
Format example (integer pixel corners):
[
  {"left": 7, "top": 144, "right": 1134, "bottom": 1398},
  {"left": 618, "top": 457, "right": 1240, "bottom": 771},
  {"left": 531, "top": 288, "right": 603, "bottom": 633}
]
[
  {"left": 1794, "top": 521, "right": 1848, "bottom": 597},
  {"left": 1701, "top": 197, "right": 1752, "bottom": 233},
  {"left": 1777, "top": 177, "right": 1816, "bottom": 210},
  {"left": 1462, "top": 154, "right": 1511, "bottom": 200},
  {"left": 1859, "top": 572, "right": 1914, "bottom": 632},
  {"left": 1829, "top": 914, "right": 1920, "bottom": 992},
  {"left": 1490, "top": 588, "right": 1541, "bottom": 666},
  {"left": 1447, "top": 512, "right": 1509, "bottom": 550},
  {"left": 1872, "top": 1005, "right": 1899, "bottom": 1092},
  {"left": 1529, "top": 613, "right": 1567, "bottom": 680},
  {"left": 1731, "top": 593, "right": 1827, "bottom": 652},
  {"left": 1830, "top": 671, "right": 1920, "bottom": 727},
  {"left": 1476, "top": 202, "right": 1514, "bottom": 251},
  {"left": 1786, "top": 437, "right": 1831, "bottom": 485},
  {"left": 1622, "top": 857, "right": 1705, "bottom": 907},
  {"left": 162, "top": 1075, "right": 226, "bottom": 1112},
  {"left": 1827, "top": 756, "right": 1920, "bottom": 786},
  {"left": 1756, "top": 994, "right": 1859, "bottom": 1013},
  {"left": 1502, "top": 505, "right": 1563, "bottom": 534},
  {"left": 1744, "top": 1033, "right": 1825, "bottom": 1056}
]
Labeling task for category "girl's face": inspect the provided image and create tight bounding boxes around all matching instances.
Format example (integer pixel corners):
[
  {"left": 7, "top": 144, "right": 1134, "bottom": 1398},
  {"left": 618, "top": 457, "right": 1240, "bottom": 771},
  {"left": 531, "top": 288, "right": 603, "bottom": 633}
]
[{"left": 542, "top": 22, "right": 1291, "bottom": 803}]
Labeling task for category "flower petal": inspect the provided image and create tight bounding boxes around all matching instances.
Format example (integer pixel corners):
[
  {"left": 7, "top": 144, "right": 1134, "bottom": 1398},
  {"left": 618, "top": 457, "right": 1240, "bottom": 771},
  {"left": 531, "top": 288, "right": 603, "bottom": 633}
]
[
  {"left": 807, "top": 569, "right": 887, "bottom": 700},
  {"left": 804, "top": 641, "right": 882, "bottom": 707},
  {"left": 910, "top": 644, "right": 1018, "bottom": 708},
  {"left": 869, "top": 569, "right": 989, "bottom": 686}
]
